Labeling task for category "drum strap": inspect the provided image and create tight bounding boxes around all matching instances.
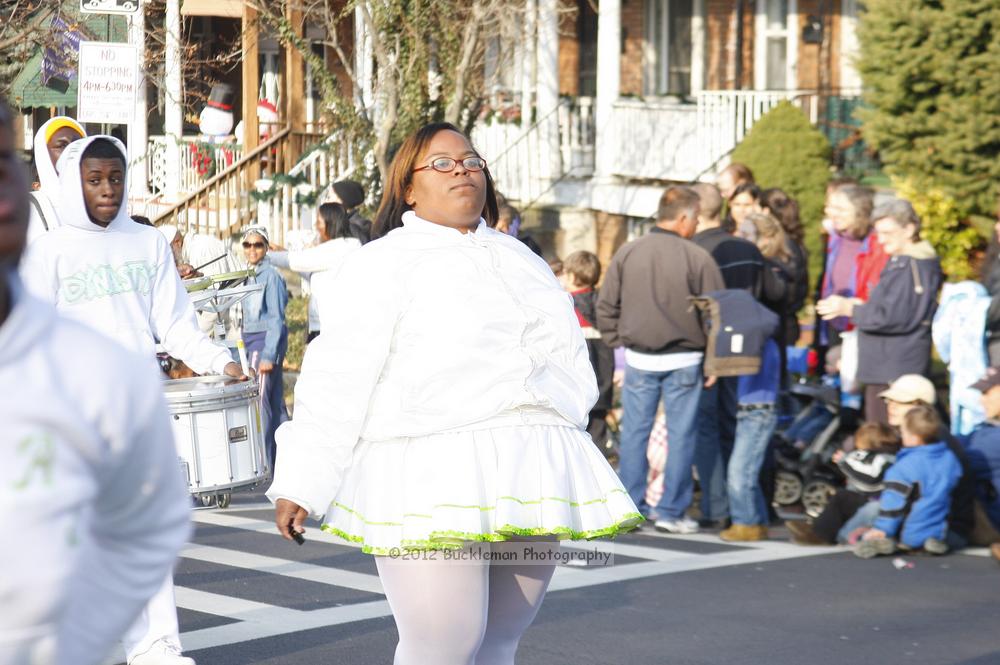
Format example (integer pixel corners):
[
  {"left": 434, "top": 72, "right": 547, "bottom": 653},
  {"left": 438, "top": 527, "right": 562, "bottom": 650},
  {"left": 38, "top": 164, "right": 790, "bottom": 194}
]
[{"left": 29, "top": 194, "right": 50, "bottom": 231}]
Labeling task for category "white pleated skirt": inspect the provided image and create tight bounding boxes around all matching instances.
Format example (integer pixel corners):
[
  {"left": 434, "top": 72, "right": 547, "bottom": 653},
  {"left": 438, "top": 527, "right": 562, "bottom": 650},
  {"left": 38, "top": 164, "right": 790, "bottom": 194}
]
[{"left": 321, "top": 424, "right": 643, "bottom": 555}]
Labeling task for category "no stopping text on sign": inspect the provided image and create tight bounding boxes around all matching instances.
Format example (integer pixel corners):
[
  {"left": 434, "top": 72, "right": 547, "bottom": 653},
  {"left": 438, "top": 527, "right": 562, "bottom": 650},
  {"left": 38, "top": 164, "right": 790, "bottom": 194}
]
[{"left": 77, "top": 42, "right": 139, "bottom": 125}]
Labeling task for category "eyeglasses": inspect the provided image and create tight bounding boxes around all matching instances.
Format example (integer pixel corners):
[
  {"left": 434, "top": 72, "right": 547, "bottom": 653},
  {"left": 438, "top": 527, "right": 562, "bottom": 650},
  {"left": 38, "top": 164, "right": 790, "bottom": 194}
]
[
  {"left": 242, "top": 241, "right": 266, "bottom": 249},
  {"left": 413, "top": 156, "right": 487, "bottom": 174}
]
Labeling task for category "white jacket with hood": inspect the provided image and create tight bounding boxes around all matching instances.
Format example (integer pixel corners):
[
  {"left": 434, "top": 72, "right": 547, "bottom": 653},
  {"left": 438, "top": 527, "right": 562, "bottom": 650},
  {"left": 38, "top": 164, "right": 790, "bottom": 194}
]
[
  {"left": 20, "top": 136, "right": 232, "bottom": 375},
  {"left": 27, "top": 117, "right": 86, "bottom": 245},
  {"left": 0, "top": 273, "right": 190, "bottom": 665}
]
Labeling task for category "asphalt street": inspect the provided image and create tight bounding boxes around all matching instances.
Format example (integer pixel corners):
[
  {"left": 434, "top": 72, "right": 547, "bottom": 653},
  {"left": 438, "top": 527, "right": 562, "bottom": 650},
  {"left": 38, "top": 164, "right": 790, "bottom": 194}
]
[{"left": 108, "top": 490, "right": 1000, "bottom": 665}]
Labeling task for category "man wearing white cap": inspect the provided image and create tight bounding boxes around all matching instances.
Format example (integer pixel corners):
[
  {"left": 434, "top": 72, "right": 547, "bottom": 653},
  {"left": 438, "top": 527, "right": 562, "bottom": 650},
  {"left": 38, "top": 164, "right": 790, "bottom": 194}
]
[
  {"left": 879, "top": 374, "right": 938, "bottom": 427},
  {"left": 870, "top": 374, "right": 974, "bottom": 548}
]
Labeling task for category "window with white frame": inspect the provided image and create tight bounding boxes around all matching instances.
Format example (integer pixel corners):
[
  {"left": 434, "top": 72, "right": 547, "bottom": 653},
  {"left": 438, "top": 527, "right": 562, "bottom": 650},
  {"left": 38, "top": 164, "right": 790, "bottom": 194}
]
[
  {"left": 755, "top": 0, "right": 797, "bottom": 90},
  {"left": 644, "top": 0, "right": 694, "bottom": 97}
]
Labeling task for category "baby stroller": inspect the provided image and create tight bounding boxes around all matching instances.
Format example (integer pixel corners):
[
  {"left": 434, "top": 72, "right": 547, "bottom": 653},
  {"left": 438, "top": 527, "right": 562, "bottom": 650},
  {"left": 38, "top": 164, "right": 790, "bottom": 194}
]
[{"left": 773, "top": 381, "right": 858, "bottom": 517}]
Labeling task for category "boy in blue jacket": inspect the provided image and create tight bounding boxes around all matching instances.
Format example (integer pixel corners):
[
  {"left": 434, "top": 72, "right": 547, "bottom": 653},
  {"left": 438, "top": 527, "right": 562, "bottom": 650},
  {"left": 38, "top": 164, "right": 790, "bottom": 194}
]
[{"left": 855, "top": 404, "right": 962, "bottom": 558}]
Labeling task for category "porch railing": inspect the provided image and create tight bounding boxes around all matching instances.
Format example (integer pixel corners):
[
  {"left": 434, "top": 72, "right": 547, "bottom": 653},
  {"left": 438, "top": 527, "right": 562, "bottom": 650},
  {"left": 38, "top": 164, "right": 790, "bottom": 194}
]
[
  {"left": 152, "top": 128, "right": 294, "bottom": 237},
  {"left": 473, "top": 96, "right": 596, "bottom": 204},
  {"left": 147, "top": 136, "right": 245, "bottom": 197},
  {"left": 695, "top": 89, "right": 820, "bottom": 175},
  {"left": 256, "top": 131, "right": 358, "bottom": 247}
]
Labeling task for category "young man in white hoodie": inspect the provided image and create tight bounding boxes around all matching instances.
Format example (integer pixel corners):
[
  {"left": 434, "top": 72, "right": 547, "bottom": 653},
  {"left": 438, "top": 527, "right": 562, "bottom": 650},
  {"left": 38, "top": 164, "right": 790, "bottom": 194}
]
[
  {"left": 0, "top": 102, "right": 191, "bottom": 664},
  {"left": 22, "top": 135, "right": 246, "bottom": 664}
]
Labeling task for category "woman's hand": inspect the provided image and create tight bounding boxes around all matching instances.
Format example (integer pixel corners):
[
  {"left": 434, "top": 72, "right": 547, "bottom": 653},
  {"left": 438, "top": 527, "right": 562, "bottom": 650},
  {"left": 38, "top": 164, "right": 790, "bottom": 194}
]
[
  {"left": 816, "top": 295, "right": 860, "bottom": 320},
  {"left": 258, "top": 360, "right": 274, "bottom": 374},
  {"left": 275, "top": 498, "right": 309, "bottom": 542}
]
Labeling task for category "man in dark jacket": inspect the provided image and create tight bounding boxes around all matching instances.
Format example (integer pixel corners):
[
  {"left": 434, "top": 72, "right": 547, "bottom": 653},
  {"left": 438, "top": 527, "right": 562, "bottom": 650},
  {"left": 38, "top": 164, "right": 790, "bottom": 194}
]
[
  {"left": 817, "top": 199, "right": 943, "bottom": 423},
  {"left": 597, "top": 186, "right": 725, "bottom": 534}
]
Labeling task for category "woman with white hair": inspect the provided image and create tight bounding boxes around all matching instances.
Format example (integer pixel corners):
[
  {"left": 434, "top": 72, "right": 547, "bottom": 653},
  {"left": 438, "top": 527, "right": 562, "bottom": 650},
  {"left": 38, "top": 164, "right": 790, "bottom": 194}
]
[{"left": 817, "top": 199, "right": 943, "bottom": 423}]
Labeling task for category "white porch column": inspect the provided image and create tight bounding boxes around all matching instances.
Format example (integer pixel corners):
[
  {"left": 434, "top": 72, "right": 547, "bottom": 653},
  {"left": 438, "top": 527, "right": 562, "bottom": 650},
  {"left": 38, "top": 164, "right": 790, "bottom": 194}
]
[
  {"left": 354, "top": 4, "right": 375, "bottom": 114},
  {"left": 520, "top": 0, "right": 536, "bottom": 123},
  {"left": 594, "top": 0, "right": 621, "bottom": 182},
  {"left": 128, "top": 8, "right": 149, "bottom": 198},
  {"left": 164, "top": 0, "right": 182, "bottom": 200},
  {"left": 535, "top": 0, "right": 561, "bottom": 184},
  {"left": 691, "top": 0, "right": 706, "bottom": 94}
]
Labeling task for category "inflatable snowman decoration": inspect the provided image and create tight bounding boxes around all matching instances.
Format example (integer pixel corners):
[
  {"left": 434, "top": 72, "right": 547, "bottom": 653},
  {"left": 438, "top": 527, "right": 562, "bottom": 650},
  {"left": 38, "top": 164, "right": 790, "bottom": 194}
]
[{"left": 199, "top": 83, "right": 236, "bottom": 141}]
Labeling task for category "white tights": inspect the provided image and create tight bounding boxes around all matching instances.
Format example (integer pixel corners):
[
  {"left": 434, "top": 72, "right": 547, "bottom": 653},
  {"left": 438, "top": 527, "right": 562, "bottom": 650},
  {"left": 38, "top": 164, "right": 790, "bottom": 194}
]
[{"left": 374, "top": 539, "right": 558, "bottom": 665}]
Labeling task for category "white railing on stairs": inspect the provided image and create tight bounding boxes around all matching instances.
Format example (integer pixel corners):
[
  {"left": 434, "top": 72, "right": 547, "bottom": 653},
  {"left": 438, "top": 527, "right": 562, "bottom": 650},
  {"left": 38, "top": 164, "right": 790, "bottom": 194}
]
[{"left": 256, "top": 131, "right": 357, "bottom": 247}]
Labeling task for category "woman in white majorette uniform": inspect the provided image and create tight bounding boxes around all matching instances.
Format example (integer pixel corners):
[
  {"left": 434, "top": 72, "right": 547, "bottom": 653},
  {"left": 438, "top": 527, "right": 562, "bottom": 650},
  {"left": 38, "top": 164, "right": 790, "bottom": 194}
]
[{"left": 268, "top": 122, "right": 641, "bottom": 665}]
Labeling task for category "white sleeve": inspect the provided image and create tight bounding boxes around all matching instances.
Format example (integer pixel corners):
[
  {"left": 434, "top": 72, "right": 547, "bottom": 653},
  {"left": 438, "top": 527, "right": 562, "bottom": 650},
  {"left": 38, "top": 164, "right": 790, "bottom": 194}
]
[
  {"left": 150, "top": 239, "right": 232, "bottom": 375},
  {"left": 57, "top": 367, "right": 191, "bottom": 665},
  {"left": 266, "top": 252, "right": 399, "bottom": 516},
  {"left": 286, "top": 245, "right": 335, "bottom": 273}
]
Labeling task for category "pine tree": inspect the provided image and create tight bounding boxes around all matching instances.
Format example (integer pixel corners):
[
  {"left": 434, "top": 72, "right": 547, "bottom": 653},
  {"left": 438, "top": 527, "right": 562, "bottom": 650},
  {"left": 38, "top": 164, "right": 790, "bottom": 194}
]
[
  {"left": 730, "top": 101, "right": 832, "bottom": 286},
  {"left": 857, "top": 0, "right": 1000, "bottom": 231}
]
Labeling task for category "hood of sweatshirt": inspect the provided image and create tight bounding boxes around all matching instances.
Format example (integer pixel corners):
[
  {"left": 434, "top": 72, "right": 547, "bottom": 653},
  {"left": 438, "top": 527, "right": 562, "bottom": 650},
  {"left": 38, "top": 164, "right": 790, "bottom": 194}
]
[
  {"left": 53, "top": 135, "right": 131, "bottom": 234},
  {"left": 32, "top": 116, "right": 86, "bottom": 198},
  {"left": 902, "top": 239, "right": 937, "bottom": 260}
]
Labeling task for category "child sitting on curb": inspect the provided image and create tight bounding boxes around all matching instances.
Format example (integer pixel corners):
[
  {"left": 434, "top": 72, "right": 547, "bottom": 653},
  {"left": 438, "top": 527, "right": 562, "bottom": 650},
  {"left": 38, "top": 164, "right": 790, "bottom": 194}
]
[
  {"left": 855, "top": 405, "right": 962, "bottom": 558},
  {"left": 786, "top": 422, "right": 900, "bottom": 545}
]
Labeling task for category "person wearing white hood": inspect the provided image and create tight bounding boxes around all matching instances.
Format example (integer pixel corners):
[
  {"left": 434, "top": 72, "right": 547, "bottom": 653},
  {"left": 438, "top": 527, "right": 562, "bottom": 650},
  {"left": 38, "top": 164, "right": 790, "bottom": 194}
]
[
  {"left": 21, "top": 135, "right": 247, "bottom": 665},
  {"left": 27, "top": 116, "right": 86, "bottom": 244},
  {"left": 0, "top": 100, "right": 191, "bottom": 664}
]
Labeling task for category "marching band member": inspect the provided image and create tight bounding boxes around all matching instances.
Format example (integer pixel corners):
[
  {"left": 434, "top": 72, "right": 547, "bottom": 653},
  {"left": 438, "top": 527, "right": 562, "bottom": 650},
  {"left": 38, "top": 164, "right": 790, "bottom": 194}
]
[
  {"left": 21, "top": 135, "right": 247, "bottom": 665},
  {"left": 0, "top": 99, "right": 191, "bottom": 665},
  {"left": 27, "top": 115, "right": 86, "bottom": 244}
]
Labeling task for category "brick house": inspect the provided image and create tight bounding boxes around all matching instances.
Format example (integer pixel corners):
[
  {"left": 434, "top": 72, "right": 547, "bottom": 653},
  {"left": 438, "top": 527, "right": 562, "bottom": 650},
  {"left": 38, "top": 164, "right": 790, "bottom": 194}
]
[{"left": 472, "top": 0, "right": 864, "bottom": 261}]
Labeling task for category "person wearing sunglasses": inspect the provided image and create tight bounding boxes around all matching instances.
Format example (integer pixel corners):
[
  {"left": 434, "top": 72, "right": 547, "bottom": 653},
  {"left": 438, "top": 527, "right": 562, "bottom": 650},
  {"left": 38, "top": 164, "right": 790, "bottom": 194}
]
[
  {"left": 268, "top": 122, "right": 640, "bottom": 665},
  {"left": 240, "top": 226, "right": 289, "bottom": 468}
]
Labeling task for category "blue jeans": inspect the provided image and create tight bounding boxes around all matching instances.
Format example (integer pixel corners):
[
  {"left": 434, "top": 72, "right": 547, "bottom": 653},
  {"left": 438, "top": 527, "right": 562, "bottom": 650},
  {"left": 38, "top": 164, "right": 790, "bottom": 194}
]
[
  {"left": 727, "top": 405, "right": 777, "bottom": 525},
  {"left": 619, "top": 363, "right": 703, "bottom": 520},
  {"left": 694, "top": 377, "right": 737, "bottom": 521},
  {"left": 836, "top": 500, "right": 879, "bottom": 543}
]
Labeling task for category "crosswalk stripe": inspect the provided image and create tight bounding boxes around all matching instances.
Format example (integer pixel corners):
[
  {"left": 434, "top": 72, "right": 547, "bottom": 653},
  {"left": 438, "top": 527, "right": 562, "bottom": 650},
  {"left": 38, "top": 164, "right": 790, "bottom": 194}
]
[{"left": 182, "top": 544, "right": 385, "bottom": 594}]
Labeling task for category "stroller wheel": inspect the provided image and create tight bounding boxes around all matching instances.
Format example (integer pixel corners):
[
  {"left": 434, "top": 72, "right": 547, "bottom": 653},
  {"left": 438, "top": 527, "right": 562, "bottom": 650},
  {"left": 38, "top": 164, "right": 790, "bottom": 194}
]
[
  {"left": 802, "top": 480, "right": 838, "bottom": 518},
  {"left": 774, "top": 470, "right": 803, "bottom": 505}
]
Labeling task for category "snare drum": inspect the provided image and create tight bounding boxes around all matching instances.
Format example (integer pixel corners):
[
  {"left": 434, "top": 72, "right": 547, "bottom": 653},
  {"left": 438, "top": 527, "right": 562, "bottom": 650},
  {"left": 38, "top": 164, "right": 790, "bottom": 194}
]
[{"left": 163, "top": 376, "right": 268, "bottom": 497}]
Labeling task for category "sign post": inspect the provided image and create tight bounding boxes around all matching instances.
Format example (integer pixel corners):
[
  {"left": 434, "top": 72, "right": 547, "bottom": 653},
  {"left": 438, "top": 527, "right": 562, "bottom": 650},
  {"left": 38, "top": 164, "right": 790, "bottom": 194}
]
[
  {"left": 76, "top": 42, "right": 139, "bottom": 125},
  {"left": 80, "top": 0, "right": 140, "bottom": 15}
]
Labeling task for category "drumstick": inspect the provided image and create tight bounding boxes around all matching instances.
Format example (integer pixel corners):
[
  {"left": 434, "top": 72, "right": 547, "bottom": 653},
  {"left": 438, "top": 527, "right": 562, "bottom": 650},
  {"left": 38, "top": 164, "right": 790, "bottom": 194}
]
[
  {"left": 192, "top": 253, "right": 229, "bottom": 274},
  {"left": 236, "top": 338, "right": 251, "bottom": 377}
]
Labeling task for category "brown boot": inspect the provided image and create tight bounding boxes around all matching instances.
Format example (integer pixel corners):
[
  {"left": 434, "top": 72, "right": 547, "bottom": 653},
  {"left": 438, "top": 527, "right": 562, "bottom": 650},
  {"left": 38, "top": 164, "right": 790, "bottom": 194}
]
[
  {"left": 720, "top": 523, "right": 768, "bottom": 542},
  {"left": 785, "top": 520, "right": 827, "bottom": 546}
]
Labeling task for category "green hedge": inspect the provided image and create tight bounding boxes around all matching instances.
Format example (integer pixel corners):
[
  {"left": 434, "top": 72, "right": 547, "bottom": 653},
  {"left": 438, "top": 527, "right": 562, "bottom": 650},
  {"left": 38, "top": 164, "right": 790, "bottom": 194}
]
[{"left": 731, "top": 101, "right": 832, "bottom": 293}]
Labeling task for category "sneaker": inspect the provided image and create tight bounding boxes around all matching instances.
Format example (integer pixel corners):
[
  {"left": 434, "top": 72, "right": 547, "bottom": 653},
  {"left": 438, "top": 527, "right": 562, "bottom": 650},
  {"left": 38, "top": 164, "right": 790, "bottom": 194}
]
[
  {"left": 654, "top": 516, "right": 700, "bottom": 534},
  {"left": 129, "top": 639, "right": 196, "bottom": 665},
  {"left": 853, "top": 537, "right": 896, "bottom": 559},
  {"left": 720, "top": 523, "right": 768, "bottom": 542},
  {"left": 923, "top": 537, "right": 949, "bottom": 555},
  {"left": 785, "top": 520, "right": 826, "bottom": 545}
]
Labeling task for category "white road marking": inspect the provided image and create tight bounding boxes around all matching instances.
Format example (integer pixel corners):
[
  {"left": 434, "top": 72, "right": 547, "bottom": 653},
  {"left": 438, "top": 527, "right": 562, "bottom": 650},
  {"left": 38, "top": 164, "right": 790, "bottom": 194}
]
[
  {"left": 182, "top": 544, "right": 384, "bottom": 594},
  {"left": 166, "top": 510, "right": 992, "bottom": 655}
]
